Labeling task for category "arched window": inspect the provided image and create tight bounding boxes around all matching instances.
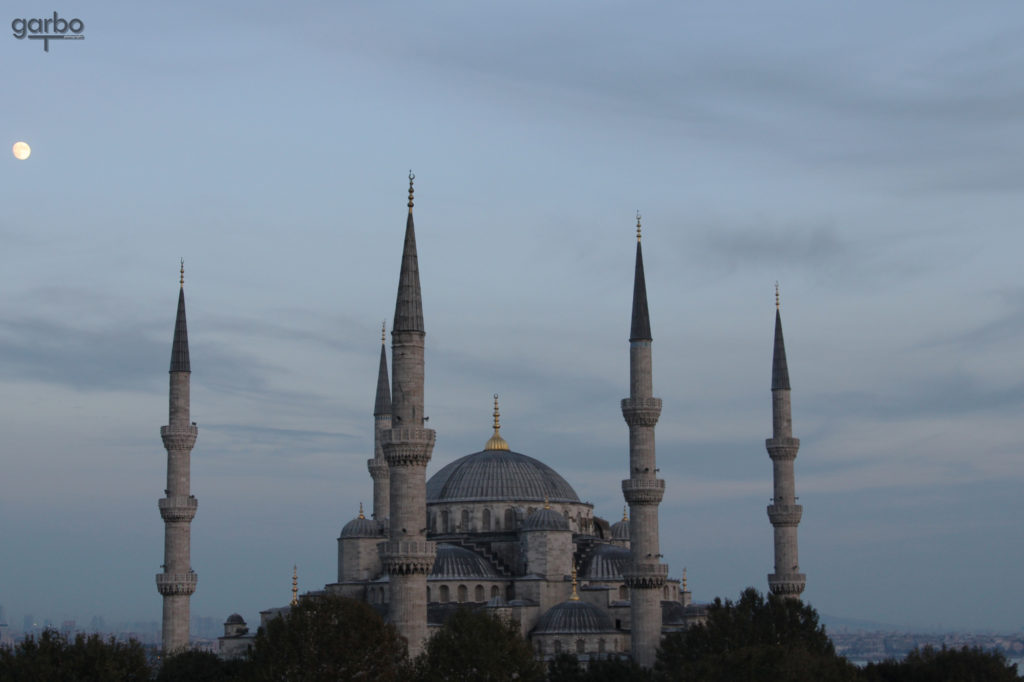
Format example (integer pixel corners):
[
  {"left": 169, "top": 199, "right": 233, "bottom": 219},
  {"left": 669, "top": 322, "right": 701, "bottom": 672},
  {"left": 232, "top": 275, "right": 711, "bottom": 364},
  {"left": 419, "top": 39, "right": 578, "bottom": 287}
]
[
  {"left": 482, "top": 508, "right": 491, "bottom": 531},
  {"left": 598, "top": 638, "right": 606, "bottom": 654},
  {"left": 664, "top": 586, "right": 670, "bottom": 599},
  {"left": 461, "top": 509, "right": 470, "bottom": 532},
  {"left": 505, "top": 508, "right": 515, "bottom": 530},
  {"left": 475, "top": 585, "right": 484, "bottom": 602},
  {"left": 491, "top": 585, "right": 500, "bottom": 599},
  {"left": 426, "top": 586, "right": 432, "bottom": 602},
  {"left": 619, "top": 585, "right": 628, "bottom": 600},
  {"left": 441, "top": 510, "right": 450, "bottom": 533},
  {"left": 576, "top": 639, "right": 585, "bottom": 654},
  {"left": 440, "top": 585, "right": 449, "bottom": 603},
  {"left": 535, "top": 640, "right": 544, "bottom": 655},
  {"left": 506, "top": 585, "right": 515, "bottom": 601},
  {"left": 457, "top": 585, "right": 468, "bottom": 603},
  {"left": 553, "top": 640, "right": 561, "bottom": 654}
]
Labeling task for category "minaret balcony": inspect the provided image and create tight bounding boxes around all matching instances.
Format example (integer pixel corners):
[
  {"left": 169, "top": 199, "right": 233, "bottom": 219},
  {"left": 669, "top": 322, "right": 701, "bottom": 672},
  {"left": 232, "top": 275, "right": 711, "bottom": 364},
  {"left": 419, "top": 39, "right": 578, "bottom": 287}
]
[
  {"left": 158, "top": 496, "right": 198, "bottom": 522},
  {"left": 160, "top": 424, "right": 198, "bottom": 451},
  {"left": 156, "top": 571, "right": 198, "bottom": 596},
  {"left": 622, "top": 478, "right": 666, "bottom": 505},
  {"left": 381, "top": 427, "right": 436, "bottom": 466},
  {"left": 380, "top": 539, "right": 436, "bottom": 575},
  {"left": 766, "top": 504, "right": 802, "bottom": 526},
  {"left": 623, "top": 563, "right": 669, "bottom": 589},
  {"left": 768, "top": 572, "right": 807, "bottom": 596},
  {"left": 766, "top": 438, "right": 800, "bottom": 460},
  {"left": 621, "top": 398, "right": 662, "bottom": 427},
  {"left": 367, "top": 459, "right": 389, "bottom": 477}
]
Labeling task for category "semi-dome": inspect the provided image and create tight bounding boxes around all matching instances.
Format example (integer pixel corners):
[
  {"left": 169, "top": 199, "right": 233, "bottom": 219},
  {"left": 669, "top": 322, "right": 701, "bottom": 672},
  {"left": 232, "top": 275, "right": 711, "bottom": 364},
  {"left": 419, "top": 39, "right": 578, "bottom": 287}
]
[
  {"left": 430, "top": 543, "right": 502, "bottom": 579},
  {"left": 340, "top": 505, "right": 382, "bottom": 538},
  {"left": 581, "top": 543, "right": 631, "bottom": 581},
  {"left": 533, "top": 599, "right": 615, "bottom": 634},
  {"left": 522, "top": 506, "right": 570, "bottom": 532},
  {"left": 427, "top": 450, "right": 580, "bottom": 503}
]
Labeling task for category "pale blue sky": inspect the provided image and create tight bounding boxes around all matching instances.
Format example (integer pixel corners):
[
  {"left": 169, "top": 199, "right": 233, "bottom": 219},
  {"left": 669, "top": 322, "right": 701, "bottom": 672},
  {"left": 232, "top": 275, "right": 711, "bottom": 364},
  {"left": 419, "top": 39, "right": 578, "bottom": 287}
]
[{"left": 2, "top": 2, "right": 1023, "bottom": 633}]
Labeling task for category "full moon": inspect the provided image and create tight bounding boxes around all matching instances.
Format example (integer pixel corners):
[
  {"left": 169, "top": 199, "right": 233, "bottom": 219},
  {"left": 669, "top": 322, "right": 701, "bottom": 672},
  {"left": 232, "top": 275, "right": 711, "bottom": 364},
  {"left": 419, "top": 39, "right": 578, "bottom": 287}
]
[{"left": 12, "top": 141, "right": 31, "bottom": 160}]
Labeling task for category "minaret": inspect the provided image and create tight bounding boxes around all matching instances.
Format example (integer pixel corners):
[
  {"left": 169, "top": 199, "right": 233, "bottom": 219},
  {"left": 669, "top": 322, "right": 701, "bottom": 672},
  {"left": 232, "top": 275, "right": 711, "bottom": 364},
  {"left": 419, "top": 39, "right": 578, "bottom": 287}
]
[
  {"left": 368, "top": 322, "right": 391, "bottom": 526},
  {"left": 157, "top": 261, "right": 199, "bottom": 653},
  {"left": 621, "top": 214, "right": 667, "bottom": 668},
  {"left": 766, "top": 285, "right": 806, "bottom": 599},
  {"left": 380, "top": 172, "right": 436, "bottom": 656}
]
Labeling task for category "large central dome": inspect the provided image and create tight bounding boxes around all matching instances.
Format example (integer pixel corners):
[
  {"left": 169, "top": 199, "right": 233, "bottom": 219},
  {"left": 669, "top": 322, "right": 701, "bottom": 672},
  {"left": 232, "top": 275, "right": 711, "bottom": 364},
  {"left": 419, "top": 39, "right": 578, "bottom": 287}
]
[{"left": 427, "top": 449, "right": 581, "bottom": 504}]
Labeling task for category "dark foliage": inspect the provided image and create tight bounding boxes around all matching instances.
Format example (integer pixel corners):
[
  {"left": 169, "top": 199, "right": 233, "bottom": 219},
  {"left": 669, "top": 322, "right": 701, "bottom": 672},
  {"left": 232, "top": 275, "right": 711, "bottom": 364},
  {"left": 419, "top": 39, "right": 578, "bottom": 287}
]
[
  {"left": 244, "top": 594, "right": 409, "bottom": 681},
  {"left": 655, "top": 587, "right": 858, "bottom": 682},
  {"left": 415, "top": 606, "right": 545, "bottom": 682},
  {"left": 547, "top": 653, "right": 651, "bottom": 681},
  {"left": 862, "top": 645, "right": 1022, "bottom": 682},
  {"left": 156, "top": 649, "right": 246, "bottom": 681},
  {"left": 0, "top": 628, "right": 150, "bottom": 681}
]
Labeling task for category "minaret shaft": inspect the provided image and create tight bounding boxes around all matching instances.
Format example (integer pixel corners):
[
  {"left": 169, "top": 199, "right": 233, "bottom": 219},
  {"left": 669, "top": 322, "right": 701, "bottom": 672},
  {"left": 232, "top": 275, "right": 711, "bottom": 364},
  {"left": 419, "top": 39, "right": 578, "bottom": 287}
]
[
  {"left": 381, "top": 180, "right": 435, "bottom": 657},
  {"left": 621, "top": 235, "right": 666, "bottom": 668},
  {"left": 766, "top": 306, "right": 805, "bottom": 599},
  {"left": 157, "top": 282, "right": 198, "bottom": 653}
]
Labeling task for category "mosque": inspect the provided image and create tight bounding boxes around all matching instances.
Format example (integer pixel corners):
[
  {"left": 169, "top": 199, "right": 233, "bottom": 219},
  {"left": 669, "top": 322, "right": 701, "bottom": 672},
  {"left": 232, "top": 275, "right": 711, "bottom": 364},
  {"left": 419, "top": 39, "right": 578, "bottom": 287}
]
[{"left": 161, "top": 176, "right": 805, "bottom": 665}]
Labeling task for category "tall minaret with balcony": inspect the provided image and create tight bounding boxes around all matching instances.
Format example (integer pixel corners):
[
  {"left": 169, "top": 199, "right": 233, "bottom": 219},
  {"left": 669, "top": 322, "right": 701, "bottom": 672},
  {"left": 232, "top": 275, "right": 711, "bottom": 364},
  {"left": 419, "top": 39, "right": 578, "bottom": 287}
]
[
  {"left": 766, "top": 286, "right": 806, "bottom": 599},
  {"left": 157, "top": 262, "right": 199, "bottom": 652},
  {"left": 380, "top": 173, "right": 436, "bottom": 656},
  {"left": 621, "top": 214, "right": 667, "bottom": 667},
  {"left": 368, "top": 323, "right": 391, "bottom": 526}
]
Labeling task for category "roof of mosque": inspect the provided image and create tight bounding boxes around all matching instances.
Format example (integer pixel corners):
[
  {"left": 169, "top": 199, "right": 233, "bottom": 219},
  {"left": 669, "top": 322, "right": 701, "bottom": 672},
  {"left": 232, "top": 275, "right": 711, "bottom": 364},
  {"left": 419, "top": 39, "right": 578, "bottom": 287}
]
[
  {"left": 426, "top": 450, "right": 581, "bottom": 504},
  {"left": 581, "top": 543, "right": 632, "bottom": 581},
  {"left": 522, "top": 507, "right": 571, "bottom": 532},
  {"left": 430, "top": 543, "right": 503, "bottom": 580},
  {"left": 339, "top": 515, "right": 382, "bottom": 538},
  {"left": 533, "top": 599, "right": 616, "bottom": 635}
]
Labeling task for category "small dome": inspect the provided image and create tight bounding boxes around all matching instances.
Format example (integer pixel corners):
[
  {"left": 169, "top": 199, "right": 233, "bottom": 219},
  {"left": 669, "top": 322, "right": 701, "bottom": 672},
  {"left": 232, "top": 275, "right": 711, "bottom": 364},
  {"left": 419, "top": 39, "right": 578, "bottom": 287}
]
[
  {"left": 430, "top": 543, "right": 501, "bottom": 579},
  {"left": 522, "top": 507, "right": 570, "bottom": 532},
  {"left": 225, "top": 613, "right": 246, "bottom": 625},
  {"left": 610, "top": 519, "right": 630, "bottom": 541},
  {"left": 581, "top": 543, "right": 631, "bottom": 581},
  {"left": 340, "top": 516, "right": 382, "bottom": 538},
  {"left": 533, "top": 600, "right": 615, "bottom": 635}
]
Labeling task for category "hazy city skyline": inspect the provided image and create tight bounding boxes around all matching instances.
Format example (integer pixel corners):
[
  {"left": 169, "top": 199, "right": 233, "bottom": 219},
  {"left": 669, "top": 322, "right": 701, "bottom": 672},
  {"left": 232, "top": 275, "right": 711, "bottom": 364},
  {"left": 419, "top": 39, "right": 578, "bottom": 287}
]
[{"left": 2, "top": 2, "right": 1023, "bottom": 633}]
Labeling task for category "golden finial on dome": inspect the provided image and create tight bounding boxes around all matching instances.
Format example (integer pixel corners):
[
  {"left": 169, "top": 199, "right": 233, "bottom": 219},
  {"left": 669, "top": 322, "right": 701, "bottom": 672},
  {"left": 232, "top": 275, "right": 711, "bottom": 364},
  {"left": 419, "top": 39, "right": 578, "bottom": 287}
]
[
  {"left": 179, "top": 259, "right": 184, "bottom": 287},
  {"left": 544, "top": 496, "right": 551, "bottom": 510},
  {"left": 570, "top": 564, "right": 580, "bottom": 601},
  {"left": 775, "top": 281, "right": 780, "bottom": 310},
  {"left": 636, "top": 211, "right": 642, "bottom": 242},
  {"left": 408, "top": 171, "right": 415, "bottom": 213},
  {"left": 291, "top": 565, "right": 298, "bottom": 606},
  {"left": 358, "top": 502, "right": 365, "bottom": 520},
  {"left": 622, "top": 505, "right": 629, "bottom": 522},
  {"left": 485, "top": 393, "right": 510, "bottom": 451}
]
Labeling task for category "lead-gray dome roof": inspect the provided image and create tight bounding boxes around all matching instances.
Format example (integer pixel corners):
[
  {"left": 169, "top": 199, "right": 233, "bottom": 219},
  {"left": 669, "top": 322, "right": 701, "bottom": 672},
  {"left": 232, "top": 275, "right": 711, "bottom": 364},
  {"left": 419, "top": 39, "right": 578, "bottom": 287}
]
[
  {"left": 430, "top": 543, "right": 502, "bottom": 579},
  {"left": 522, "top": 507, "right": 570, "bottom": 532},
  {"left": 427, "top": 450, "right": 580, "bottom": 504},
  {"left": 533, "top": 600, "right": 615, "bottom": 634},
  {"left": 581, "top": 543, "right": 632, "bottom": 581},
  {"left": 340, "top": 515, "right": 382, "bottom": 538}
]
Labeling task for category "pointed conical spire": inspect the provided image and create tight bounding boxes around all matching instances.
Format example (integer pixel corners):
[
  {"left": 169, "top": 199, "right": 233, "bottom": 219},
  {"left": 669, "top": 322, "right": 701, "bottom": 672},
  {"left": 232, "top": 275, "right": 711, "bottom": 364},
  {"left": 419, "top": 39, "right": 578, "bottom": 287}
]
[
  {"left": 772, "top": 284, "right": 790, "bottom": 390},
  {"left": 393, "top": 172, "right": 425, "bottom": 333},
  {"left": 629, "top": 212, "right": 652, "bottom": 342},
  {"left": 374, "top": 323, "right": 392, "bottom": 416},
  {"left": 170, "top": 261, "right": 190, "bottom": 373}
]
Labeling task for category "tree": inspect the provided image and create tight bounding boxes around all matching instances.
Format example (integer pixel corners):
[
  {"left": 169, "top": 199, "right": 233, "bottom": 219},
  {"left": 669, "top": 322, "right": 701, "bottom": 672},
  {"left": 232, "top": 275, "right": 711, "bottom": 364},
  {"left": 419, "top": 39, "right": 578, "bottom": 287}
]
[
  {"left": 244, "top": 594, "right": 410, "bottom": 681},
  {"left": 547, "top": 653, "right": 651, "bottom": 682},
  {"left": 862, "top": 645, "right": 1022, "bottom": 682},
  {"left": 655, "top": 587, "right": 858, "bottom": 682},
  {"left": 0, "top": 628, "right": 150, "bottom": 681},
  {"left": 415, "top": 606, "right": 545, "bottom": 682},
  {"left": 156, "top": 649, "right": 246, "bottom": 682}
]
